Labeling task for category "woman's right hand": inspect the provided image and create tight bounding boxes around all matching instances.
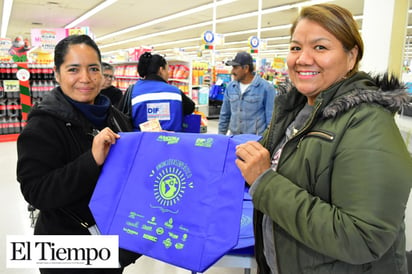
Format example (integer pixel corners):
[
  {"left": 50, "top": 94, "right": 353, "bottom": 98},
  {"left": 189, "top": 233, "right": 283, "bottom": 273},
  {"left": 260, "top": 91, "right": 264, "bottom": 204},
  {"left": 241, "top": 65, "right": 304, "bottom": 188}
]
[
  {"left": 91, "top": 127, "right": 120, "bottom": 166},
  {"left": 235, "top": 141, "right": 271, "bottom": 186}
]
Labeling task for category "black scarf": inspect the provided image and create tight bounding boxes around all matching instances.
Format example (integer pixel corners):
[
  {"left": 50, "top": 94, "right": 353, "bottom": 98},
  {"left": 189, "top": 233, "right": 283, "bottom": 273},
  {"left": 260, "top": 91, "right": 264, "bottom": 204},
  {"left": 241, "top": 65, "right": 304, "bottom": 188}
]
[{"left": 64, "top": 94, "right": 111, "bottom": 130}]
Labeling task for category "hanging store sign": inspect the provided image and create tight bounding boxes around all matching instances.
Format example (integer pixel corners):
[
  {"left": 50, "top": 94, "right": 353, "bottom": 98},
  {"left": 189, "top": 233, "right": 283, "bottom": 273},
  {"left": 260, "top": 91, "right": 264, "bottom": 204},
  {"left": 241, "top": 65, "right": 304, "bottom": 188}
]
[
  {"left": 66, "top": 26, "right": 91, "bottom": 36},
  {"left": 31, "top": 27, "right": 93, "bottom": 53},
  {"left": 248, "top": 36, "right": 260, "bottom": 48},
  {"left": 202, "top": 30, "right": 215, "bottom": 44},
  {"left": 31, "top": 28, "right": 66, "bottom": 52}
]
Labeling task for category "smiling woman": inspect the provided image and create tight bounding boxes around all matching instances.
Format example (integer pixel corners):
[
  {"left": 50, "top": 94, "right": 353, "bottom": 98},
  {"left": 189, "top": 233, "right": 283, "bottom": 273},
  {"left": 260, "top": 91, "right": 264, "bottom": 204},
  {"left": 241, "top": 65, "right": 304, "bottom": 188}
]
[
  {"left": 235, "top": 3, "right": 412, "bottom": 274},
  {"left": 16, "top": 34, "right": 139, "bottom": 274},
  {"left": 54, "top": 37, "right": 103, "bottom": 104}
]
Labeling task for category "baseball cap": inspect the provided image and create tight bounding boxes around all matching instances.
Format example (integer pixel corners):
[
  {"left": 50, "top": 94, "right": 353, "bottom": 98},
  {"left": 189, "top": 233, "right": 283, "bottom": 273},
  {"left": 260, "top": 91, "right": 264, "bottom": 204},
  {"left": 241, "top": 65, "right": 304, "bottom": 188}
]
[{"left": 225, "top": 51, "right": 254, "bottom": 66}]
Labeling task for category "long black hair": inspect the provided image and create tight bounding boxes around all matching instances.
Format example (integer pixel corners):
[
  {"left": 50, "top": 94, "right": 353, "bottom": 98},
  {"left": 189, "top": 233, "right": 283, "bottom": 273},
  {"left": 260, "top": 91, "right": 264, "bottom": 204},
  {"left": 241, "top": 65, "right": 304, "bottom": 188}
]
[
  {"left": 54, "top": 34, "right": 101, "bottom": 73},
  {"left": 138, "top": 52, "right": 167, "bottom": 78}
]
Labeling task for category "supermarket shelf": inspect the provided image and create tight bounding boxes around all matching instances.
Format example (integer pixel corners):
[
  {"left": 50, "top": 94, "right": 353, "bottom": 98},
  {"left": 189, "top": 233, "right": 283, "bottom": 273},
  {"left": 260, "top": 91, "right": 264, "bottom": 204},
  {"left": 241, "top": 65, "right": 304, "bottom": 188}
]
[{"left": 0, "top": 133, "right": 19, "bottom": 142}]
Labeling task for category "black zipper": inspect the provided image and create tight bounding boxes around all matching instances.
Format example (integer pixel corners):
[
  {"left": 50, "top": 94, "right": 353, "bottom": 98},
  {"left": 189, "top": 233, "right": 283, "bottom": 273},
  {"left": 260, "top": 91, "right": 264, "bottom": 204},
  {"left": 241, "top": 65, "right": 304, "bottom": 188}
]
[
  {"left": 61, "top": 208, "right": 90, "bottom": 228},
  {"left": 65, "top": 122, "right": 83, "bottom": 154},
  {"left": 64, "top": 122, "right": 92, "bottom": 229}
]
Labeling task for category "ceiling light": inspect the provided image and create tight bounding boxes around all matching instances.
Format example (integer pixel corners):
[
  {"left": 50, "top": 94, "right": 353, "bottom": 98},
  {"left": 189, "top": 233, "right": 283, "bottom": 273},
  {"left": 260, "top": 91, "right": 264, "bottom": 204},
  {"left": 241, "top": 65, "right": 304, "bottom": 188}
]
[
  {"left": 64, "top": 0, "right": 118, "bottom": 29},
  {"left": 100, "top": 0, "right": 336, "bottom": 55},
  {"left": 96, "top": 0, "right": 236, "bottom": 42},
  {"left": 100, "top": 22, "right": 210, "bottom": 49},
  {"left": 1, "top": 0, "right": 13, "bottom": 38},
  {"left": 152, "top": 38, "right": 200, "bottom": 48},
  {"left": 265, "top": 36, "right": 291, "bottom": 41}
]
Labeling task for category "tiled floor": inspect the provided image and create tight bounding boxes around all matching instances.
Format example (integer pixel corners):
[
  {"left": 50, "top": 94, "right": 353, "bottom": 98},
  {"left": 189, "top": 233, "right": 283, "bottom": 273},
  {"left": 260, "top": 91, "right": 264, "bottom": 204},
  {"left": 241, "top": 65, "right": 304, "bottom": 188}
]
[{"left": 1, "top": 117, "right": 411, "bottom": 274}]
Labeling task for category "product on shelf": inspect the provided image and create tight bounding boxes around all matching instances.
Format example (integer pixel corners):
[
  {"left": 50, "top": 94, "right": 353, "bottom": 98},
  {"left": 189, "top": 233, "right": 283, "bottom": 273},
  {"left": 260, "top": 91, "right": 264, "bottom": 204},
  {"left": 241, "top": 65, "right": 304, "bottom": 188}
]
[
  {"left": 0, "top": 62, "right": 57, "bottom": 138},
  {"left": 112, "top": 62, "right": 140, "bottom": 91},
  {"left": 192, "top": 61, "right": 209, "bottom": 86}
]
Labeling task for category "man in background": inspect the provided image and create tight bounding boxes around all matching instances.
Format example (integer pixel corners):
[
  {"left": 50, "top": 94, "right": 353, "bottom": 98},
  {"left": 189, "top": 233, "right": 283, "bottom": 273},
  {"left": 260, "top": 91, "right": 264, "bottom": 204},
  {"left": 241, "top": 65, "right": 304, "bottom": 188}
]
[
  {"left": 218, "top": 51, "right": 276, "bottom": 135},
  {"left": 100, "top": 62, "right": 123, "bottom": 107}
]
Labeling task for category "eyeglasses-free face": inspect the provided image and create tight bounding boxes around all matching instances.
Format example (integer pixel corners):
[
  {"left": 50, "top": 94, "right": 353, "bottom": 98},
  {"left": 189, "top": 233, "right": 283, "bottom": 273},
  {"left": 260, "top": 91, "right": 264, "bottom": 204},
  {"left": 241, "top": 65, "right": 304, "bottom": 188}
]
[
  {"left": 54, "top": 44, "right": 103, "bottom": 105},
  {"left": 287, "top": 18, "right": 357, "bottom": 105}
]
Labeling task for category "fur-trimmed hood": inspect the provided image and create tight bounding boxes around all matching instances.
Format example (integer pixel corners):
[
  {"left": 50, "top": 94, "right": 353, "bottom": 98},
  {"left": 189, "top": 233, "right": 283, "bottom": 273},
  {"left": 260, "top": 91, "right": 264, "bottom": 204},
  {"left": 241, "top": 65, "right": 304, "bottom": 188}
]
[
  {"left": 278, "top": 72, "right": 410, "bottom": 119},
  {"left": 323, "top": 73, "right": 409, "bottom": 118}
]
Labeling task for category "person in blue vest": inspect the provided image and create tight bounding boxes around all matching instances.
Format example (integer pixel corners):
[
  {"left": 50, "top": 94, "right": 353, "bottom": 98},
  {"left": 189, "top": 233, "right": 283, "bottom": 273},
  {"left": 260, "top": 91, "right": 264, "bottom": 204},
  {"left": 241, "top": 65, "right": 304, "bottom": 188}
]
[{"left": 131, "top": 52, "right": 195, "bottom": 131}]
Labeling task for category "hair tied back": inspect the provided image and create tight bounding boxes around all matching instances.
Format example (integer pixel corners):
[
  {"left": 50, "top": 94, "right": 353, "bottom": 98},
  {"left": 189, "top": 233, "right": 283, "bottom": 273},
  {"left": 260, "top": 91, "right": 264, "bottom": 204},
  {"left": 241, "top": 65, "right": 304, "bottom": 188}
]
[{"left": 142, "top": 52, "right": 152, "bottom": 59}]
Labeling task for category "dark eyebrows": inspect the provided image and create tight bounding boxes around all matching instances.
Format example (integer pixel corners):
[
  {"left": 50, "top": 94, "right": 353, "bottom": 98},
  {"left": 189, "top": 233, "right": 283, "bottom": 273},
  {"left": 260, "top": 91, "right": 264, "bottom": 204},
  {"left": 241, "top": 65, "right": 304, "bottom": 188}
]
[
  {"left": 63, "top": 63, "right": 101, "bottom": 69},
  {"left": 290, "top": 37, "right": 331, "bottom": 45}
]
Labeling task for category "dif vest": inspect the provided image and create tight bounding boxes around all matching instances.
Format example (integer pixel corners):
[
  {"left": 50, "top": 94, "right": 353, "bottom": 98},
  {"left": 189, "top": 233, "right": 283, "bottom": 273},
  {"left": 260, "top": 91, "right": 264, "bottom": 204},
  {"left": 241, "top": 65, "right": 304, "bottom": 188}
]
[{"left": 131, "top": 80, "right": 183, "bottom": 131}]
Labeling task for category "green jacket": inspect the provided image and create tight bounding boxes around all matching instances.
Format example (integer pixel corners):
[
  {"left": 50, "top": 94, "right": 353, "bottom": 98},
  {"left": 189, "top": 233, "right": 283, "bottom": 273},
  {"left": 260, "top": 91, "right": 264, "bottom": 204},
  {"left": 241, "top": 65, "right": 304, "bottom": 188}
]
[{"left": 253, "top": 72, "right": 412, "bottom": 274}]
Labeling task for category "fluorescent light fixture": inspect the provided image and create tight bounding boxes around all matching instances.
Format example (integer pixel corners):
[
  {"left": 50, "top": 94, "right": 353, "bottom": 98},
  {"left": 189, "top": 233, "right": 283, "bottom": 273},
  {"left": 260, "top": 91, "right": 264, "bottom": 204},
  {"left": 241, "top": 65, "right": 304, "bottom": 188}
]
[
  {"left": 100, "top": 2, "right": 296, "bottom": 51},
  {"left": 217, "top": 11, "right": 258, "bottom": 23},
  {"left": 267, "top": 43, "right": 290, "bottom": 48},
  {"left": 265, "top": 36, "right": 291, "bottom": 41},
  {"left": 1, "top": 0, "right": 13, "bottom": 38},
  {"left": 211, "top": 47, "right": 249, "bottom": 53},
  {"left": 100, "top": 21, "right": 210, "bottom": 49},
  {"left": 154, "top": 26, "right": 291, "bottom": 50},
  {"left": 65, "top": 0, "right": 118, "bottom": 29},
  {"left": 295, "top": 0, "right": 334, "bottom": 8},
  {"left": 100, "top": 0, "right": 336, "bottom": 55},
  {"left": 221, "top": 24, "right": 292, "bottom": 38},
  {"left": 96, "top": 0, "right": 236, "bottom": 42},
  {"left": 152, "top": 38, "right": 199, "bottom": 48}
]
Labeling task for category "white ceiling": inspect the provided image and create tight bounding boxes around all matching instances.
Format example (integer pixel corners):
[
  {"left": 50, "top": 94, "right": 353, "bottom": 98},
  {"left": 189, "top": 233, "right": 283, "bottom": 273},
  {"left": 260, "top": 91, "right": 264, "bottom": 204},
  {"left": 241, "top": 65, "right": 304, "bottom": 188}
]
[{"left": 2, "top": 0, "right": 412, "bottom": 62}]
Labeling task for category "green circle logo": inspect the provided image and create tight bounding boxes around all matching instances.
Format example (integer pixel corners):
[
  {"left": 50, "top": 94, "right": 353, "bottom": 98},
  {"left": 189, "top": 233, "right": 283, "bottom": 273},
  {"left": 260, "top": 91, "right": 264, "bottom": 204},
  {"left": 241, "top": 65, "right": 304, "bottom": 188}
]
[
  {"left": 159, "top": 173, "right": 180, "bottom": 200},
  {"left": 153, "top": 161, "right": 193, "bottom": 207}
]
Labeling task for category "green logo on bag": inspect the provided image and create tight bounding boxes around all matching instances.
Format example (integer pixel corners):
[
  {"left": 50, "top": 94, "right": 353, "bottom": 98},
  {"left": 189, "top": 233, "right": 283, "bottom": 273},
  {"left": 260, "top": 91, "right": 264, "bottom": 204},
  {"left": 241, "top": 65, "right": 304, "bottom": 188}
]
[
  {"left": 195, "top": 138, "right": 214, "bottom": 148},
  {"left": 157, "top": 135, "right": 180, "bottom": 144},
  {"left": 152, "top": 159, "right": 194, "bottom": 209}
]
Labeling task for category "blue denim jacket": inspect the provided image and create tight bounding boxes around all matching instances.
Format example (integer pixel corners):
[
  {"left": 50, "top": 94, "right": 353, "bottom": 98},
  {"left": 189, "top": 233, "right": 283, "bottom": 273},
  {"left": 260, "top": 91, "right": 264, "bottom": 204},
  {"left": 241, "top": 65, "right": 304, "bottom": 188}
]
[{"left": 218, "top": 75, "right": 276, "bottom": 135}]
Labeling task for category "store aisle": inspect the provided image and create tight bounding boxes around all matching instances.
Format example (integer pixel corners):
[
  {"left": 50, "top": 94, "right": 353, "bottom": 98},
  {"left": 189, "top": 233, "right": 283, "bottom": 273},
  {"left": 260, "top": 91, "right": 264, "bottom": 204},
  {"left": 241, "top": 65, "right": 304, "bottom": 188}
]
[{"left": 2, "top": 118, "right": 411, "bottom": 274}]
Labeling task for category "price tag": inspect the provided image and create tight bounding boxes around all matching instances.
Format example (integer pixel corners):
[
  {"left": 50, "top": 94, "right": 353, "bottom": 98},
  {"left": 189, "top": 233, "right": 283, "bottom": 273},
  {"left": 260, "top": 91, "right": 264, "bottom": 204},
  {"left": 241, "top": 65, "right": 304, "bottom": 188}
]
[{"left": 3, "top": 80, "right": 20, "bottom": 92}]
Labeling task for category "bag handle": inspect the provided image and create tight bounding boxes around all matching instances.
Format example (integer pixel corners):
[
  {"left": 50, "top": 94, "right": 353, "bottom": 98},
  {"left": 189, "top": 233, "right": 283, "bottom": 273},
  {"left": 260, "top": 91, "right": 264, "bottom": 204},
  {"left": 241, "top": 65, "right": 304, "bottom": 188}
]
[{"left": 118, "top": 84, "right": 134, "bottom": 118}]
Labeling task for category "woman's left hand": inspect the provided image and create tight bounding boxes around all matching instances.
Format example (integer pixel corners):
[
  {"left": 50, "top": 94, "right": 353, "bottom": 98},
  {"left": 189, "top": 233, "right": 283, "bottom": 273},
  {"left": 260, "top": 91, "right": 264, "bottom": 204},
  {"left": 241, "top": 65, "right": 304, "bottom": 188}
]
[
  {"left": 235, "top": 141, "right": 271, "bottom": 186},
  {"left": 91, "top": 127, "right": 120, "bottom": 166}
]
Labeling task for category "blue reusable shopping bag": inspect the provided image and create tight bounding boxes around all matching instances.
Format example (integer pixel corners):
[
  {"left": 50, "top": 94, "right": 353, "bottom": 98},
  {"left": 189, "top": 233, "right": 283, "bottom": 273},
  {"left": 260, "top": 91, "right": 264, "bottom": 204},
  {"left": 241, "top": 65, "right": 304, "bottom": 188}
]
[
  {"left": 182, "top": 114, "right": 201, "bottom": 133},
  {"left": 89, "top": 131, "right": 260, "bottom": 272},
  {"left": 230, "top": 188, "right": 254, "bottom": 255}
]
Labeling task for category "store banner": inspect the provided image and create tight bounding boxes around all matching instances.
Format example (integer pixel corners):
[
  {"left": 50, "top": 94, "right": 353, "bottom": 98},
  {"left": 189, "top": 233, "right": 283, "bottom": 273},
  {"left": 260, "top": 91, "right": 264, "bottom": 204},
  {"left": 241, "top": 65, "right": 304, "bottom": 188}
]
[
  {"left": 89, "top": 131, "right": 260, "bottom": 272},
  {"left": 31, "top": 28, "right": 66, "bottom": 52},
  {"left": 0, "top": 38, "right": 12, "bottom": 61},
  {"left": 31, "top": 27, "right": 93, "bottom": 52}
]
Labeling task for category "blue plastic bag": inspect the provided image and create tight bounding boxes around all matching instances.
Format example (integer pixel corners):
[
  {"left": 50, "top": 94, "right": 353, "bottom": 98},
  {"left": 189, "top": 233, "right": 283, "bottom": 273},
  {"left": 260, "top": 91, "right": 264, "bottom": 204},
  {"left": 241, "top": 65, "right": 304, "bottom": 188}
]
[{"left": 89, "top": 132, "right": 260, "bottom": 272}]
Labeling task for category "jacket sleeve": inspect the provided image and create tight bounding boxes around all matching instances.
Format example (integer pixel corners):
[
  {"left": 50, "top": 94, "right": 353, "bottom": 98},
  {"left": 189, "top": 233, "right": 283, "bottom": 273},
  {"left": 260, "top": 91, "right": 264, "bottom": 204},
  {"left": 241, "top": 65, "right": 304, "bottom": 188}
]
[
  {"left": 218, "top": 87, "right": 231, "bottom": 135},
  {"left": 16, "top": 117, "right": 101, "bottom": 211},
  {"left": 180, "top": 91, "right": 195, "bottom": 115},
  {"left": 252, "top": 107, "right": 412, "bottom": 264}
]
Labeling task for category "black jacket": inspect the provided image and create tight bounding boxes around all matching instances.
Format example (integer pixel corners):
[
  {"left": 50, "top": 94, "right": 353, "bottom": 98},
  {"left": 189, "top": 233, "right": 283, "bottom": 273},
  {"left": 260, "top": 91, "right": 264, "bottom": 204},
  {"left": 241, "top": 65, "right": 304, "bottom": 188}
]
[
  {"left": 16, "top": 87, "right": 138, "bottom": 270},
  {"left": 100, "top": 85, "right": 123, "bottom": 107}
]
